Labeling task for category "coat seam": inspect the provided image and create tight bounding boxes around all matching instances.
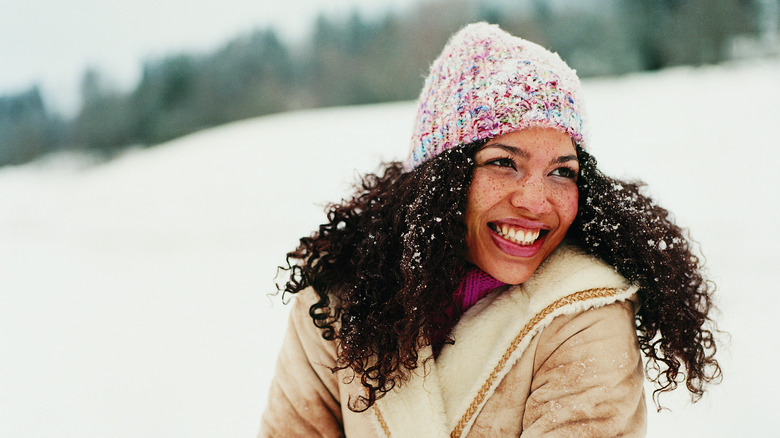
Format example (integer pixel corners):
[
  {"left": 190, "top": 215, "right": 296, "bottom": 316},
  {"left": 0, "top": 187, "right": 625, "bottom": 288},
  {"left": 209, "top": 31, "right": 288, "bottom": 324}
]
[
  {"left": 373, "top": 405, "right": 391, "bottom": 437},
  {"left": 449, "top": 286, "right": 625, "bottom": 438}
]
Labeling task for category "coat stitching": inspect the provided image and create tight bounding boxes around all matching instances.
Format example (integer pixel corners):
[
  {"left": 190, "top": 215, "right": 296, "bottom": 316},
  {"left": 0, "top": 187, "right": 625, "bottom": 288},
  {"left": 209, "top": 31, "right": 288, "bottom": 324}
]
[
  {"left": 373, "top": 405, "right": 391, "bottom": 436},
  {"left": 450, "top": 287, "right": 623, "bottom": 438}
]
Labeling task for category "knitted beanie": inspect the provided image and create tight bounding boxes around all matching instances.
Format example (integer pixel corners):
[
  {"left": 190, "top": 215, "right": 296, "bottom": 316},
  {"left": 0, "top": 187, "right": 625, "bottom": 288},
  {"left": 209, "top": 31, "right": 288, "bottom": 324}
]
[{"left": 405, "top": 22, "right": 587, "bottom": 170}]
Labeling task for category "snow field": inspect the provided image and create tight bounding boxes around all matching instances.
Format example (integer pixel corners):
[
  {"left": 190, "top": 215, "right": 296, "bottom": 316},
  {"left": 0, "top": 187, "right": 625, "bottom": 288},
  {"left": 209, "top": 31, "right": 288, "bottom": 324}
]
[{"left": 1, "top": 60, "right": 779, "bottom": 437}]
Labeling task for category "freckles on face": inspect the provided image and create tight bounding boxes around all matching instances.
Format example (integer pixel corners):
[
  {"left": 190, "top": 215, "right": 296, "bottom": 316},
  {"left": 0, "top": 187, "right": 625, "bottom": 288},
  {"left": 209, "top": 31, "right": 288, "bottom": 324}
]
[{"left": 464, "top": 128, "right": 579, "bottom": 284}]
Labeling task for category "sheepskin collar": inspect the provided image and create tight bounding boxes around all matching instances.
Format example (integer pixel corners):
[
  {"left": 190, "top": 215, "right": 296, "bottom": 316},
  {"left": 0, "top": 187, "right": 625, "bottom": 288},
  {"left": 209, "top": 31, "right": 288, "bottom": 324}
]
[{"left": 370, "top": 243, "right": 638, "bottom": 438}]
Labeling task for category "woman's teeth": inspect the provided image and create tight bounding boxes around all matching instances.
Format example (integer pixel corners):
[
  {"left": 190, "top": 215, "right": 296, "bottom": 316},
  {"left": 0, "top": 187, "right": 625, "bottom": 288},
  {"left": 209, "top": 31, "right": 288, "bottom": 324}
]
[{"left": 496, "top": 224, "right": 541, "bottom": 245}]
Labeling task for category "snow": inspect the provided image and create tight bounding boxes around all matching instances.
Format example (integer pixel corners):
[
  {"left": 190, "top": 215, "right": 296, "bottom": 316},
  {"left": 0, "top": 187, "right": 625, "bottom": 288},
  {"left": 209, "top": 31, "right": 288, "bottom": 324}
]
[{"left": 1, "top": 60, "right": 779, "bottom": 437}]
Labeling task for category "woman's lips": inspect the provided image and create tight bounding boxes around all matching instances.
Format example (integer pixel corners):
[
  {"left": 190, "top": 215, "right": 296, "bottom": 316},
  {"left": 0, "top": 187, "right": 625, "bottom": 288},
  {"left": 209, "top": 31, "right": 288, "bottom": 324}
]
[
  {"left": 488, "top": 222, "right": 548, "bottom": 258},
  {"left": 493, "top": 224, "right": 540, "bottom": 245}
]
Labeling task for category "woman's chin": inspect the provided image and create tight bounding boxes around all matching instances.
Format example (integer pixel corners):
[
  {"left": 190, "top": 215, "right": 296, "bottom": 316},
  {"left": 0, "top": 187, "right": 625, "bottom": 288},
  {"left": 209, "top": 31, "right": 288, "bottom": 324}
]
[
  {"left": 478, "top": 241, "right": 563, "bottom": 285},
  {"left": 481, "top": 262, "right": 537, "bottom": 285}
]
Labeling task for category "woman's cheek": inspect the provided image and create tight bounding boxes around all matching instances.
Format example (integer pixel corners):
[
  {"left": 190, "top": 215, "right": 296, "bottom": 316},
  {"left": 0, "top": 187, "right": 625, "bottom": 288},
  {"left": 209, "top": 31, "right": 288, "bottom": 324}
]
[
  {"left": 559, "top": 186, "right": 579, "bottom": 229},
  {"left": 464, "top": 172, "right": 498, "bottom": 257}
]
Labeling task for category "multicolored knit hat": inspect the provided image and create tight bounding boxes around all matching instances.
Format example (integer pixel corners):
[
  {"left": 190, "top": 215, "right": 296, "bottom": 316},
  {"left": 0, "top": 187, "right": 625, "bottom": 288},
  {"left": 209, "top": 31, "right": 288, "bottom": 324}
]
[{"left": 405, "top": 22, "right": 587, "bottom": 170}]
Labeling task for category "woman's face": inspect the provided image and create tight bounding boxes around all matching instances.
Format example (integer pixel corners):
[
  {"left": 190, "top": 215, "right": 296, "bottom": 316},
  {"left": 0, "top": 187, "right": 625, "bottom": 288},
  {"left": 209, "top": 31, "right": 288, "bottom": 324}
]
[{"left": 465, "top": 128, "right": 579, "bottom": 284}]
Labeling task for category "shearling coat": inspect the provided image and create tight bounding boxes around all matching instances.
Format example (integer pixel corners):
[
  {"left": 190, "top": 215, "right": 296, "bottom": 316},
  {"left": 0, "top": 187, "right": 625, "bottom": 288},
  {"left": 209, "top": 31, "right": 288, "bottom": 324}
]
[{"left": 260, "top": 245, "right": 647, "bottom": 437}]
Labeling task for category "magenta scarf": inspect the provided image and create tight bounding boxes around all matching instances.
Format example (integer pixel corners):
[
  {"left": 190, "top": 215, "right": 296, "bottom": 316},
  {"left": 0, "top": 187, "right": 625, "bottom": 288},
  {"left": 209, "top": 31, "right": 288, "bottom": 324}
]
[
  {"left": 453, "top": 265, "right": 505, "bottom": 311},
  {"left": 432, "top": 266, "right": 505, "bottom": 356}
]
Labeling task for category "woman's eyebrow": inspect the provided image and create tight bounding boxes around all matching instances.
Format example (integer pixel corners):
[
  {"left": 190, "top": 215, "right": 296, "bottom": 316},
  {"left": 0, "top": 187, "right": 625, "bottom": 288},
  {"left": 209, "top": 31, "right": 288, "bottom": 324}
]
[
  {"left": 480, "top": 144, "right": 530, "bottom": 158},
  {"left": 482, "top": 144, "right": 578, "bottom": 165},
  {"left": 552, "top": 155, "right": 578, "bottom": 165}
]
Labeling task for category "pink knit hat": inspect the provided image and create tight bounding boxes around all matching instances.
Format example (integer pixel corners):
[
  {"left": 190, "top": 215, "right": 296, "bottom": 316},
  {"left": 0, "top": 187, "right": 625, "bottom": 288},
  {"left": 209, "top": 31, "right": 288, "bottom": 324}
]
[{"left": 405, "top": 22, "right": 587, "bottom": 170}]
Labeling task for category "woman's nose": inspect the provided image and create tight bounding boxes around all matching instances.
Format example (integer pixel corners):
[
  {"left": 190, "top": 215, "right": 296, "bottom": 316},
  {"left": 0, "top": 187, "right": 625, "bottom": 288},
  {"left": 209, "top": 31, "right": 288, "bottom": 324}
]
[{"left": 509, "top": 178, "right": 551, "bottom": 215}]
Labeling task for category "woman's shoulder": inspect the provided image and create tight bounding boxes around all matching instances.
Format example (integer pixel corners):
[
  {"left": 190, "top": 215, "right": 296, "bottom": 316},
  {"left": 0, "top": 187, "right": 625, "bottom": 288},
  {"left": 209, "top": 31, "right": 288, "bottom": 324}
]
[
  {"left": 522, "top": 242, "right": 634, "bottom": 298},
  {"left": 434, "top": 246, "right": 645, "bottom": 437},
  {"left": 439, "top": 243, "right": 639, "bottom": 379},
  {"left": 474, "top": 242, "right": 639, "bottom": 323}
]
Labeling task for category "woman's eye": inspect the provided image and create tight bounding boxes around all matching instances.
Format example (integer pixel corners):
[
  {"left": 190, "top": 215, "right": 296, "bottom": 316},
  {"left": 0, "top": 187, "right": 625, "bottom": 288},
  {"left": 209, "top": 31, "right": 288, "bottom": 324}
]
[
  {"left": 486, "top": 157, "right": 516, "bottom": 169},
  {"left": 551, "top": 166, "right": 578, "bottom": 179}
]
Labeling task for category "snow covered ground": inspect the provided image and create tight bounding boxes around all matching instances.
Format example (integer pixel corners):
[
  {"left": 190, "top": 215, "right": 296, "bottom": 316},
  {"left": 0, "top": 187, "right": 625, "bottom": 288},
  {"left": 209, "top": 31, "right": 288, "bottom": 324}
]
[{"left": 1, "top": 59, "right": 779, "bottom": 437}]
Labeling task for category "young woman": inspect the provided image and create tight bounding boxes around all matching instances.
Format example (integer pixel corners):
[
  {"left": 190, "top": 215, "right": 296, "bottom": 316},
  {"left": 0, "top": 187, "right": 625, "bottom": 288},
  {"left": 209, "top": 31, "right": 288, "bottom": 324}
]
[{"left": 260, "top": 23, "right": 720, "bottom": 437}]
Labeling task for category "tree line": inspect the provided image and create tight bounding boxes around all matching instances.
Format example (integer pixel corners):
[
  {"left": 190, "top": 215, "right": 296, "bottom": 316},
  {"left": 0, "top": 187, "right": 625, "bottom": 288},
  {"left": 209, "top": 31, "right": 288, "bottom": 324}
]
[{"left": 0, "top": 0, "right": 761, "bottom": 167}]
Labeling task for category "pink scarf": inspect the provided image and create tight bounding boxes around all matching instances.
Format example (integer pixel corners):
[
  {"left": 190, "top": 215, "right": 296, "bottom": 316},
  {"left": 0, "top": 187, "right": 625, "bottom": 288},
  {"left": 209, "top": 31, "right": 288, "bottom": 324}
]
[
  {"left": 453, "top": 265, "right": 505, "bottom": 311},
  {"left": 432, "top": 266, "right": 505, "bottom": 356}
]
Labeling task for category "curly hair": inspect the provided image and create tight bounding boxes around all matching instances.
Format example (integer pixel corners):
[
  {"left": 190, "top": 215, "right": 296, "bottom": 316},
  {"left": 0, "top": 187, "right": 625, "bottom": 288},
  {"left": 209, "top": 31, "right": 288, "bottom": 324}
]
[
  {"left": 569, "top": 147, "right": 722, "bottom": 406},
  {"left": 277, "top": 142, "right": 721, "bottom": 412}
]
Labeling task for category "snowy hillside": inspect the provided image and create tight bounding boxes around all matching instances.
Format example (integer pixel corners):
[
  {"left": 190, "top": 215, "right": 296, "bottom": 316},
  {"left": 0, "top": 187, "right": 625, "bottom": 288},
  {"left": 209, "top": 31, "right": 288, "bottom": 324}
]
[{"left": 1, "top": 59, "right": 779, "bottom": 437}]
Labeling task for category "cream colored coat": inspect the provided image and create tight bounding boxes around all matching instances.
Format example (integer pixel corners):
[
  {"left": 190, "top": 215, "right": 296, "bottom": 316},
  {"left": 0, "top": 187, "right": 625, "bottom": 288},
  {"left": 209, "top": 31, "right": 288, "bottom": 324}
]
[{"left": 260, "top": 245, "right": 647, "bottom": 437}]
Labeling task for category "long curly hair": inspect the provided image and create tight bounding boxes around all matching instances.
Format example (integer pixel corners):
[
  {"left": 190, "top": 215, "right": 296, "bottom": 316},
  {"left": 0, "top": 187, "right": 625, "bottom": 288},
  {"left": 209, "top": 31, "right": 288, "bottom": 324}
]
[{"left": 277, "top": 142, "right": 721, "bottom": 412}]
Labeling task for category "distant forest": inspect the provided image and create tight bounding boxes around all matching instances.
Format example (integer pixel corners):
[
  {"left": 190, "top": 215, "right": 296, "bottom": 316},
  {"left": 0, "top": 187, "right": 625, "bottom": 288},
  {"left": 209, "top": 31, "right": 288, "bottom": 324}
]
[{"left": 0, "top": 0, "right": 766, "bottom": 166}]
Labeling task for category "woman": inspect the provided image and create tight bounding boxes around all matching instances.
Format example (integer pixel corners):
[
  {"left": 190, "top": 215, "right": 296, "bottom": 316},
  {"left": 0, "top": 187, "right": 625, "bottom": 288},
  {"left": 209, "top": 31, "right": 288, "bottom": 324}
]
[{"left": 260, "top": 23, "right": 720, "bottom": 437}]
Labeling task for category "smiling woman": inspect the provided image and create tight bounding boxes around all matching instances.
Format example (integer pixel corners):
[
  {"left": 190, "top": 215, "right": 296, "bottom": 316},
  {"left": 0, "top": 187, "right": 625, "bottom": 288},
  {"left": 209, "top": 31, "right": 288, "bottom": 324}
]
[
  {"left": 466, "top": 128, "right": 580, "bottom": 285},
  {"left": 260, "top": 23, "right": 720, "bottom": 437}
]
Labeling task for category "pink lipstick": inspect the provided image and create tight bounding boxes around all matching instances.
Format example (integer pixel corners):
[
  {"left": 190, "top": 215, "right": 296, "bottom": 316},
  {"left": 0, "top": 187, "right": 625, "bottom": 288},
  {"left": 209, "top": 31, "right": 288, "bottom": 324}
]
[{"left": 488, "top": 224, "right": 547, "bottom": 258}]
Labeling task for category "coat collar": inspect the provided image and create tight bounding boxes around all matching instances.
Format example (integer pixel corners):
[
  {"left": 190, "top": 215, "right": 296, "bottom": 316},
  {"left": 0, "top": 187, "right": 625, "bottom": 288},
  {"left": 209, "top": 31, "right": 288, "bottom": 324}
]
[{"left": 371, "top": 243, "right": 638, "bottom": 437}]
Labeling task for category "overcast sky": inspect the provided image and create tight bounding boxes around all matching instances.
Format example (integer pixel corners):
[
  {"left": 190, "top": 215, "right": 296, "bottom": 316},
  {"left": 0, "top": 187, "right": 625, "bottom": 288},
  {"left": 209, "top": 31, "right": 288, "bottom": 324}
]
[{"left": 1, "top": 0, "right": 418, "bottom": 114}]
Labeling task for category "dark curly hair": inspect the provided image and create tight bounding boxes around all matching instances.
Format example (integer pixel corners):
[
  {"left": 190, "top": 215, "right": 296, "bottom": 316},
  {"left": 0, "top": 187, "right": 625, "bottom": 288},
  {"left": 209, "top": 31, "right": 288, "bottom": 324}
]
[
  {"left": 570, "top": 147, "right": 722, "bottom": 406},
  {"left": 276, "top": 142, "right": 721, "bottom": 412}
]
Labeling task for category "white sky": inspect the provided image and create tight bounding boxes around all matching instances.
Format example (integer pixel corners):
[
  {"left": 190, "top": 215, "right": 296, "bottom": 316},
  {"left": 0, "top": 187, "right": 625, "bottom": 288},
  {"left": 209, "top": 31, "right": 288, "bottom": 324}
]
[{"left": 0, "top": 0, "right": 419, "bottom": 114}]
